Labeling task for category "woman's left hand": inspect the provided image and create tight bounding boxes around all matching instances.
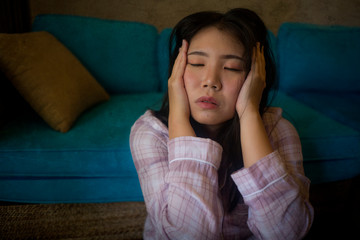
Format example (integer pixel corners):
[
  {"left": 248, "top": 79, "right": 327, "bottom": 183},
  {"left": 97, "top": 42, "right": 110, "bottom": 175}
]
[{"left": 236, "top": 43, "right": 266, "bottom": 119}]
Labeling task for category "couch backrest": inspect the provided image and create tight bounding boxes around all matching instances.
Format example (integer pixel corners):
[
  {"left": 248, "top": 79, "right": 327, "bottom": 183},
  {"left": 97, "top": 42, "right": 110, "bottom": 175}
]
[
  {"left": 157, "top": 28, "right": 172, "bottom": 93},
  {"left": 277, "top": 23, "right": 360, "bottom": 95},
  {"left": 33, "top": 14, "right": 160, "bottom": 94},
  {"left": 32, "top": 14, "right": 277, "bottom": 93}
]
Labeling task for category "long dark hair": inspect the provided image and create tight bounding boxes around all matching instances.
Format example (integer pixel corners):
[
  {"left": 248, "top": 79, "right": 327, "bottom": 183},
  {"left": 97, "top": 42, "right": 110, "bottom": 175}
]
[{"left": 154, "top": 8, "right": 277, "bottom": 213}]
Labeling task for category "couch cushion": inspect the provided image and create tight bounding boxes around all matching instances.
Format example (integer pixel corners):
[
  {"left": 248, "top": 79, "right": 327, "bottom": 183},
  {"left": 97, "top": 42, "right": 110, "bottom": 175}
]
[
  {"left": 32, "top": 14, "right": 160, "bottom": 94},
  {"left": 277, "top": 23, "right": 360, "bottom": 93},
  {"left": 0, "top": 31, "right": 109, "bottom": 133},
  {"left": 293, "top": 92, "right": 360, "bottom": 132},
  {"left": 267, "top": 30, "right": 277, "bottom": 63},
  {"left": 271, "top": 91, "right": 360, "bottom": 184},
  {"left": 0, "top": 93, "right": 164, "bottom": 203},
  {"left": 157, "top": 28, "right": 172, "bottom": 92}
]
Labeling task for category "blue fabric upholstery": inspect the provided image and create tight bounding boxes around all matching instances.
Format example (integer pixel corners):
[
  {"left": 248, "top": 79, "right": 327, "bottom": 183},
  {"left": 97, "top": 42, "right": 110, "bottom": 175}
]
[
  {"left": 294, "top": 92, "right": 360, "bottom": 132},
  {"left": 157, "top": 28, "right": 172, "bottom": 92},
  {"left": 267, "top": 30, "right": 277, "bottom": 63},
  {"left": 0, "top": 176, "right": 142, "bottom": 203},
  {"left": 275, "top": 23, "right": 360, "bottom": 184},
  {"left": 277, "top": 23, "right": 360, "bottom": 93},
  {"left": 271, "top": 92, "right": 360, "bottom": 184},
  {"left": 33, "top": 15, "right": 160, "bottom": 94},
  {"left": 0, "top": 93, "right": 163, "bottom": 202}
]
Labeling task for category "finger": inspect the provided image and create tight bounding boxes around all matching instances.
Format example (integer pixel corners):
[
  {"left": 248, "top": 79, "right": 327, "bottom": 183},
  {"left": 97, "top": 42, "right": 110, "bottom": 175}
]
[
  {"left": 179, "top": 39, "right": 188, "bottom": 70},
  {"left": 171, "top": 40, "right": 188, "bottom": 79},
  {"left": 171, "top": 49, "right": 182, "bottom": 78},
  {"left": 253, "top": 43, "right": 265, "bottom": 75},
  {"left": 255, "top": 43, "right": 266, "bottom": 88},
  {"left": 257, "top": 44, "right": 266, "bottom": 77},
  {"left": 248, "top": 45, "right": 256, "bottom": 80},
  {"left": 255, "top": 43, "right": 264, "bottom": 64},
  {"left": 258, "top": 44, "right": 265, "bottom": 63}
]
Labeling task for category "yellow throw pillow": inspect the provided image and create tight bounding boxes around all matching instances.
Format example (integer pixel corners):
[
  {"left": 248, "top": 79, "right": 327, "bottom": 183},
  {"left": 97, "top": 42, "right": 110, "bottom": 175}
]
[{"left": 0, "top": 31, "right": 110, "bottom": 132}]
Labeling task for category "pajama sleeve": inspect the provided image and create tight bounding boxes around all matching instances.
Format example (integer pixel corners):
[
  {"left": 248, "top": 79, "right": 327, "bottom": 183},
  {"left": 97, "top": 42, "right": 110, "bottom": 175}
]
[
  {"left": 130, "top": 113, "right": 225, "bottom": 239},
  {"left": 231, "top": 117, "right": 314, "bottom": 240}
]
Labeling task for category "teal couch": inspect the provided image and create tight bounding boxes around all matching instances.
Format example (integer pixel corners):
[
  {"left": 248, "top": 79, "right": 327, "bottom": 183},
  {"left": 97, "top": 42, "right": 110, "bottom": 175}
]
[{"left": 0, "top": 15, "right": 359, "bottom": 203}]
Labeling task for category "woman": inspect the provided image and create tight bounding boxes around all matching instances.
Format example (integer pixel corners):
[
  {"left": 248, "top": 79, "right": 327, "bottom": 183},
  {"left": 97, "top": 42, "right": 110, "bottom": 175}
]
[{"left": 130, "top": 8, "right": 314, "bottom": 239}]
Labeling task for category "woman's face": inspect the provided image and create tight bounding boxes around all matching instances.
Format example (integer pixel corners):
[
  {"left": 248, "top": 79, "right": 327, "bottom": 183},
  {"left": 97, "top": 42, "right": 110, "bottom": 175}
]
[{"left": 184, "top": 26, "right": 247, "bottom": 131}]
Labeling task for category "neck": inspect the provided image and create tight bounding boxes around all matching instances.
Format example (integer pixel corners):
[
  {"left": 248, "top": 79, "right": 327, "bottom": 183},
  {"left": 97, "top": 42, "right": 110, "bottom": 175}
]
[{"left": 190, "top": 117, "right": 232, "bottom": 141}]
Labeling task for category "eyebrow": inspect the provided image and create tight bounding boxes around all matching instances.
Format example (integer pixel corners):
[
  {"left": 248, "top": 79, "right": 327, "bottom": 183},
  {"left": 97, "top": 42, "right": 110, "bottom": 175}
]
[{"left": 188, "top": 51, "right": 245, "bottom": 61}]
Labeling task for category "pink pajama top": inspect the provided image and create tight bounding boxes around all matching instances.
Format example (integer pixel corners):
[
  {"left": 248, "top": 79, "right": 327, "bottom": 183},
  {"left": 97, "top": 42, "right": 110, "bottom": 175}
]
[{"left": 130, "top": 108, "right": 314, "bottom": 239}]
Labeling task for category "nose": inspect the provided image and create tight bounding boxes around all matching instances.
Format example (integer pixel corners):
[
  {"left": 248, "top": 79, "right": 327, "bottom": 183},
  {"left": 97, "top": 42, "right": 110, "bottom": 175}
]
[{"left": 202, "top": 68, "right": 222, "bottom": 91}]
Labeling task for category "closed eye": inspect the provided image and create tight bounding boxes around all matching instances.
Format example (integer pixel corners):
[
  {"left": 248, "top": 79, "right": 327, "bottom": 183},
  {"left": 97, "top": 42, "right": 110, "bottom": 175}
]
[
  {"left": 224, "top": 67, "right": 242, "bottom": 72},
  {"left": 189, "top": 63, "right": 204, "bottom": 67}
]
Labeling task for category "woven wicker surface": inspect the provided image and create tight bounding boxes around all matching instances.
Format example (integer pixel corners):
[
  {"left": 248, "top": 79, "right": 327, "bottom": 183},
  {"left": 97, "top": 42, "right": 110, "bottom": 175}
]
[
  {"left": 0, "top": 201, "right": 146, "bottom": 240},
  {"left": 1, "top": 177, "right": 359, "bottom": 239}
]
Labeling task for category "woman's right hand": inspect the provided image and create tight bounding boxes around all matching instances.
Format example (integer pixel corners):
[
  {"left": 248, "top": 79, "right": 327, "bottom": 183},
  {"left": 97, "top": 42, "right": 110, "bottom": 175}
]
[{"left": 168, "top": 39, "right": 195, "bottom": 139}]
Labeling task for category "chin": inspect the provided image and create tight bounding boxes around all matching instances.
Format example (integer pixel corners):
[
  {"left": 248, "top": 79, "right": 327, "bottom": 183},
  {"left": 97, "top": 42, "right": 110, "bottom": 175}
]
[{"left": 191, "top": 112, "right": 233, "bottom": 127}]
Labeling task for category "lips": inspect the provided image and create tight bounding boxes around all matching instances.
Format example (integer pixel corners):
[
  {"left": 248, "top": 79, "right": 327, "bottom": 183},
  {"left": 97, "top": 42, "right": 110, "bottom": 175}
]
[{"left": 196, "top": 96, "right": 218, "bottom": 109}]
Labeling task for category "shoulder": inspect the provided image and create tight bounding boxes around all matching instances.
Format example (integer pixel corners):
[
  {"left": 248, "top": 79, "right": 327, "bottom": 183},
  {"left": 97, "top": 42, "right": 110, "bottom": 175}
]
[
  {"left": 130, "top": 110, "right": 169, "bottom": 149},
  {"left": 263, "top": 107, "right": 303, "bottom": 165},
  {"left": 262, "top": 107, "right": 300, "bottom": 146},
  {"left": 131, "top": 110, "right": 169, "bottom": 139},
  {"left": 263, "top": 107, "right": 297, "bottom": 134},
  {"left": 130, "top": 110, "right": 169, "bottom": 169}
]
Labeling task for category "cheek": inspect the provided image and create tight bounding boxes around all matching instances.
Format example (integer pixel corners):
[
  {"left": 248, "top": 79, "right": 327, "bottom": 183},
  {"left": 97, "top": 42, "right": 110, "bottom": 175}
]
[
  {"left": 235, "top": 75, "right": 246, "bottom": 94},
  {"left": 229, "top": 76, "right": 245, "bottom": 94},
  {"left": 183, "top": 67, "right": 198, "bottom": 91},
  {"left": 237, "top": 78, "right": 246, "bottom": 93},
  {"left": 226, "top": 78, "right": 245, "bottom": 105}
]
